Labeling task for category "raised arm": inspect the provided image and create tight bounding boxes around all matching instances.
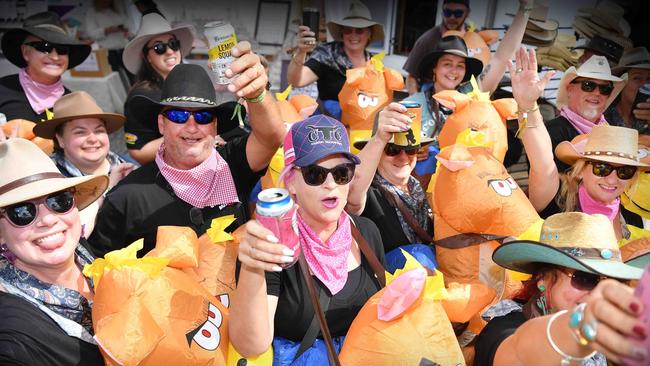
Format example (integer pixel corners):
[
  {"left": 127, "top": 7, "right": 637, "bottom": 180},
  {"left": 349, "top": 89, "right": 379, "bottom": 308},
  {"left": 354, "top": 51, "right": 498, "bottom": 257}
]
[
  {"left": 346, "top": 103, "right": 412, "bottom": 215},
  {"left": 480, "top": 0, "right": 532, "bottom": 94},
  {"left": 510, "top": 47, "right": 558, "bottom": 211},
  {"left": 227, "top": 41, "right": 285, "bottom": 172},
  {"left": 287, "top": 25, "right": 319, "bottom": 88}
]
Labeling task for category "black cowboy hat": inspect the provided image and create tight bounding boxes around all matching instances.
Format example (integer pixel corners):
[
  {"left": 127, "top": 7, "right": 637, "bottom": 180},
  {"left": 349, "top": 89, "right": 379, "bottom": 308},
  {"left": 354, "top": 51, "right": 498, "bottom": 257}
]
[
  {"left": 1, "top": 11, "right": 91, "bottom": 69},
  {"left": 573, "top": 34, "right": 625, "bottom": 65},
  {"left": 417, "top": 35, "right": 484, "bottom": 84}
]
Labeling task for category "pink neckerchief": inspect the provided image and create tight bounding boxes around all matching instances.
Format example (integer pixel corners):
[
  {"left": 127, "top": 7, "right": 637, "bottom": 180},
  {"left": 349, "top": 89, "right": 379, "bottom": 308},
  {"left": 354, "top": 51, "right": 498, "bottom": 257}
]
[
  {"left": 155, "top": 144, "right": 239, "bottom": 208},
  {"left": 18, "top": 68, "right": 64, "bottom": 115},
  {"left": 560, "top": 106, "right": 607, "bottom": 135},
  {"left": 297, "top": 210, "right": 352, "bottom": 295},
  {"left": 578, "top": 184, "right": 620, "bottom": 221}
]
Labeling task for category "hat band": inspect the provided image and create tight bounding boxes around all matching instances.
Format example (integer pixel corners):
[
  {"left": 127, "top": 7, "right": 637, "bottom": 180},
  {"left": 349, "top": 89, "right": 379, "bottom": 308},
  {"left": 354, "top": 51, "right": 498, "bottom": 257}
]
[
  {"left": 584, "top": 150, "right": 636, "bottom": 161},
  {"left": 556, "top": 246, "right": 621, "bottom": 261},
  {"left": 342, "top": 15, "right": 373, "bottom": 23},
  {"left": 32, "top": 24, "right": 68, "bottom": 35},
  {"left": 627, "top": 59, "right": 650, "bottom": 66},
  {"left": 161, "top": 96, "right": 216, "bottom": 106},
  {"left": 0, "top": 172, "right": 64, "bottom": 196},
  {"left": 435, "top": 232, "right": 510, "bottom": 249}
]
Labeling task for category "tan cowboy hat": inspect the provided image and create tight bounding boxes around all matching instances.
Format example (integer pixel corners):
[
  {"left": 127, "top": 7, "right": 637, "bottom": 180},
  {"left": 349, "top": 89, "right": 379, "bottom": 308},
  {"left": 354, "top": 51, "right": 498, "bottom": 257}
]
[
  {"left": 493, "top": 212, "right": 643, "bottom": 280},
  {"left": 555, "top": 125, "right": 650, "bottom": 167},
  {"left": 122, "top": 13, "right": 195, "bottom": 75},
  {"left": 32, "top": 91, "right": 125, "bottom": 139},
  {"left": 612, "top": 47, "right": 650, "bottom": 75},
  {"left": 0, "top": 138, "right": 107, "bottom": 210},
  {"left": 577, "top": 0, "right": 631, "bottom": 37},
  {"left": 327, "top": 0, "right": 385, "bottom": 43},
  {"left": 555, "top": 55, "right": 627, "bottom": 110},
  {"left": 507, "top": 2, "right": 559, "bottom": 32}
]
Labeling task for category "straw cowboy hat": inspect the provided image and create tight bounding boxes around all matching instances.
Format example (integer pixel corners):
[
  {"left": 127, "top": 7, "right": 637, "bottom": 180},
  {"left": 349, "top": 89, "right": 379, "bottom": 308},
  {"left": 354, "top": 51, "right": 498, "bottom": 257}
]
[
  {"left": 555, "top": 125, "right": 650, "bottom": 167},
  {"left": 1, "top": 11, "right": 91, "bottom": 69},
  {"left": 122, "top": 13, "right": 195, "bottom": 75},
  {"left": 32, "top": 91, "right": 125, "bottom": 139},
  {"left": 555, "top": 55, "right": 627, "bottom": 110},
  {"left": 327, "top": 0, "right": 385, "bottom": 43},
  {"left": 612, "top": 47, "right": 650, "bottom": 75},
  {"left": 417, "top": 35, "right": 483, "bottom": 83},
  {"left": 508, "top": 2, "right": 558, "bottom": 47},
  {"left": 577, "top": 0, "right": 631, "bottom": 38},
  {"left": 0, "top": 138, "right": 107, "bottom": 210},
  {"left": 493, "top": 212, "right": 643, "bottom": 280},
  {"left": 536, "top": 34, "right": 581, "bottom": 72}
]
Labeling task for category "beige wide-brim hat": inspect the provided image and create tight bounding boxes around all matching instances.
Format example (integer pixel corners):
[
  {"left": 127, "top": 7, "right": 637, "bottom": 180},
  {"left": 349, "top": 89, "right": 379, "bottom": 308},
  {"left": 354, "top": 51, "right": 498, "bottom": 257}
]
[
  {"left": 507, "top": 3, "right": 559, "bottom": 32},
  {"left": 33, "top": 91, "right": 125, "bottom": 139},
  {"left": 493, "top": 212, "right": 643, "bottom": 280},
  {"left": 0, "top": 138, "right": 107, "bottom": 210},
  {"left": 577, "top": 0, "right": 631, "bottom": 37},
  {"left": 327, "top": 1, "right": 384, "bottom": 43},
  {"left": 122, "top": 13, "right": 195, "bottom": 75},
  {"left": 612, "top": 47, "right": 650, "bottom": 75},
  {"left": 555, "top": 125, "right": 650, "bottom": 167},
  {"left": 556, "top": 55, "right": 627, "bottom": 110}
]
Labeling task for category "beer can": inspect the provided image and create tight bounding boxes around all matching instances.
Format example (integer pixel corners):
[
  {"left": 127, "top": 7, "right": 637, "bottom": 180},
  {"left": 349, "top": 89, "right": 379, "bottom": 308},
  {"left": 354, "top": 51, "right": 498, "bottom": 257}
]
[
  {"left": 204, "top": 20, "right": 237, "bottom": 85},
  {"left": 394, "top": 101, "right": 422, "bottom": 147},
  {"left": 256, "top": 188, "right": 300, "bottom": 268}
]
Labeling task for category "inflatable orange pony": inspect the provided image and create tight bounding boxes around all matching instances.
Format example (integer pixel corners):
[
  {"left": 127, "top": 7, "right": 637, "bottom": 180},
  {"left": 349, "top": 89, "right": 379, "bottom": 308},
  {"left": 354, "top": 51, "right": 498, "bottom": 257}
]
[
  {"left": 2, "top": 119, "right": 53, "bottom": 154},
  {"left": 444, "top": 27, "right": 499, "bottom": 68}
]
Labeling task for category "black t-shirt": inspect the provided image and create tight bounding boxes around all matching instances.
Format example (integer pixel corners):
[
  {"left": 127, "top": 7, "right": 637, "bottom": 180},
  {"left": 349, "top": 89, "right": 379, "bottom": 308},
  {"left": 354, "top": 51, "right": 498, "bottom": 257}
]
[
  {"left": 546, "top": 116, "right": 579, "bottom": 174},
  {"left": 473, "top": 310, "right": 526, "bottom": 366},
  {"left": 0, "top": 292, "right": 104, "bottom": 366},
  {"left": 123, "top": 85, "right": 162, "bottom": 150},
  {"left": 0, "top": 74, "right": 71, "bottom": 122},
  {"left": 87, "top": 135, "right": 263, "bottom": 257},
  {"left": 266, "top": 215, "right": 385, "bottom": 341}
]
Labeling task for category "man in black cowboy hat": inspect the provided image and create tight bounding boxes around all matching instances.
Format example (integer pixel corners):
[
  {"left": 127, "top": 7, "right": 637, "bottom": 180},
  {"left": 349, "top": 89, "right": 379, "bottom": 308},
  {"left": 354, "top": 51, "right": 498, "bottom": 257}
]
[{"left": 87, "top": 42, "right": 284, "bottom": 256}]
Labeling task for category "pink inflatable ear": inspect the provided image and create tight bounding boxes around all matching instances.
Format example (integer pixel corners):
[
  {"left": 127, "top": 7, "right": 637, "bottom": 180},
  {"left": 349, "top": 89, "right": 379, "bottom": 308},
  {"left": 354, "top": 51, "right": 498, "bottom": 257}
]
[
  {"left": 384, "top": 68, "right": 405, "bottom": 91},
  {"left": 433, "top": 90, "right": 472, "bottom": 112},
  {"left": 436, "top": 144, "right": 475, "bottom": 172},
  {"left": 491, "top": 98, "right": 518, "bottom": 123},
  {"left": 345, "top": 67, "right": 367, "bottom": 87},
  {"left": 377, "top": 267, "right": 426, "bottom": 321}
]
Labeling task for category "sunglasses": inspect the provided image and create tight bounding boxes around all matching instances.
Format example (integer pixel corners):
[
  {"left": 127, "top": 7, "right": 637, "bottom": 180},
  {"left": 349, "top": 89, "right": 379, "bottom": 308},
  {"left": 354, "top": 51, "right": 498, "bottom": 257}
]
[
  {"left": 23, "top": 41, "right": 69, "bottom": 55},
  {"left": 588, "top": 161, "right": 637, "bottom": 180},
  {"left": 570, "top": 79, "right": 614, "bottom": 96},
  {"left": 0, "top": 190, "right": 75, "bottom": 227},
  {"left": 442, "top": 8, "right": 465, "bottom": 18},
  {"left": 299, "top": 163, "right": 356, "bottom": 186},
  {"left": 384, "top": 144, "right": 419, "bottom": 157},
  {"left": 162, "top": 109, "right": 215, "bottom": 124},
  {"left": 559, "top": 268, "right": 605, "bottom": 291},
  {"left": 144, "top": 38, "right": 181, "bottom": 55},
  {"left": 342, "top": 27, "right": 368, "bottom": 35}
]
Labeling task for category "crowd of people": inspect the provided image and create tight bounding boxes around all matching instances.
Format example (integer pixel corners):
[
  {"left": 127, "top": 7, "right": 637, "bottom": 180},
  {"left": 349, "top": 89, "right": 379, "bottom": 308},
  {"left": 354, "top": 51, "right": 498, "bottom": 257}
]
[{"left": 1, "top": 0, "right": 650, "bottom": 365}]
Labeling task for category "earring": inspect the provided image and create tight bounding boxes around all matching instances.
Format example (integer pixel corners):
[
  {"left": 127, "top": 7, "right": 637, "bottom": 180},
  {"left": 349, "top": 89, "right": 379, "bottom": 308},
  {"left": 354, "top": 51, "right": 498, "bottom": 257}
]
[{"left": 536, "top": 283, "right": 549, "bottom": 315}]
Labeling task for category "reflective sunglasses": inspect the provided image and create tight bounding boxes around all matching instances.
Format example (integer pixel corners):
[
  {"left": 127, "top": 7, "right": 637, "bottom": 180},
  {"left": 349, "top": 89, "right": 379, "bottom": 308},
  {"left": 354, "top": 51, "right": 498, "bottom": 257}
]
[
  {"left": 384, "top": 144, "right": 419, "bottom": 157},
  {"left": 570, "top": 79, "right": 614, "bottom": 96},
  {"left": 342, "top": 27, "right": 368, "bottom": 35},
  {"left": 23, "top": 41, "right": 69, "bottom": 55},
  {"left": 559, "top": 268, "right": 605, "bottom": 291},
  {"left": 162, "top": 109, "right": 215, "bottom": 124},
  {"left": 0, "top": 190, "right": 75, "bottom": 227},
  {"left": 144, "top": 38, "right": 181, "bottom": 55},
  {"left": 442, "top": 8, "right": 465, "bottom": 18},
  {"left": 299, "top": 163, "right": 356, "bottom": 186},
  {"left": 588, "top": 161, "right": 637, "bottom": 180}
]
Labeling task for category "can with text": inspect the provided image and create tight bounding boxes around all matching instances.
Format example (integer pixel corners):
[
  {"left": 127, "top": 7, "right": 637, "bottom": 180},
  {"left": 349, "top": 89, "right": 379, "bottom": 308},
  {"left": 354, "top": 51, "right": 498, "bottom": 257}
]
[
  {"left": 204, "top": 20, "right": 237, "bottom": 85},
  {"left": 256, "top": 188, "right": 300, "bottom": 268},
  {"left": 394, "top": 101, "right": 422, "bottom": 147}
]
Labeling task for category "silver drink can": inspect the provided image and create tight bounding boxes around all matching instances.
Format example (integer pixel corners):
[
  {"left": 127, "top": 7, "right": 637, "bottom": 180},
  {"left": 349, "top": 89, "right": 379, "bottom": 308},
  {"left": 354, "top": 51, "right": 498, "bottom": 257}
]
[
  {"left": 256, "top": 188, "right": 300, "bottom": 268},
  {"left": 204, "top": 20, "right": 237, "bottom": 85}
]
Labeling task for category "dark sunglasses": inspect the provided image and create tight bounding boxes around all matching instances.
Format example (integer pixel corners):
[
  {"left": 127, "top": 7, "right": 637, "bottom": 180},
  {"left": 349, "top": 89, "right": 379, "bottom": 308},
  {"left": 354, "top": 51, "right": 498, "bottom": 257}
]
[
  {"left": 0, "top": 190, "right": 75, "bottom": 227},
  {"left": 588, "top": 161, "right": 637, "bottom": 180},
  {"left": 24, "top": 41, "right": 69, "bottom": 55},
  {"left": 144, "top": 38, "right": 181, "bottom": 55},
  {"left": 342, "top": 27, "right": 367, "bottom": 35},
  {"left": 384, "top": 144, "right": 419, "bottom": 157},
  {"left": 560, "top": 268, "right": 604, "bottom": 291},
  {"left": 570, "top": 79, "right": 614, "bottom": 96},
  {"left": 299, "top": 163, "right": 356, "bottom": 186},
  {"left": 442, "top": 8, "right": 465, "bottom": 18},
  {"left": 162, "top": 109, "right": 215, "bottom": 124}
]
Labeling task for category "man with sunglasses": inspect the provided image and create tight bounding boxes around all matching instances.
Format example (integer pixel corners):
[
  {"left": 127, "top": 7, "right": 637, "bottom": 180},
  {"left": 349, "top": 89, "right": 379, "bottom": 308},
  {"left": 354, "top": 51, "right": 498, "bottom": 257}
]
[
  {"left": 87, "top": 46, "right": 284, "bottom": 257},
  {"left": 546, "top": 55, "right": 628, "bottom": 173}
]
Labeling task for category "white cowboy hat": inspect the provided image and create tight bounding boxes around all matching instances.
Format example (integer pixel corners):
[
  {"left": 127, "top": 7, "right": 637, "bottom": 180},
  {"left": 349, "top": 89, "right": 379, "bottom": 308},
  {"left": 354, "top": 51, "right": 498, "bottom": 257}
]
[
  {"left": 556, "top": 55, "right": 627, "bottom": 110},
  {"left": 327, "top": 1, "right": 385, "bottom": 43},
  {"left": 0, "top": 139, "right": 107, "bottom": 210},
  {"left": 612, "top": 47, "right": 650, "bottom": 75},
  {"left": 122, "top": 13, "right": 195, "bottom": 75}
]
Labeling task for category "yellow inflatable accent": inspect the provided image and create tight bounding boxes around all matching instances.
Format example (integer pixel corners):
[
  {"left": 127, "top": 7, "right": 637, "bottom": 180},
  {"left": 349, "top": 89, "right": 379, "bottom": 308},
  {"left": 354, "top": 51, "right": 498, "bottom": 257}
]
[{"left": 227, "top": 343, "right": 273, "bottom": 366}]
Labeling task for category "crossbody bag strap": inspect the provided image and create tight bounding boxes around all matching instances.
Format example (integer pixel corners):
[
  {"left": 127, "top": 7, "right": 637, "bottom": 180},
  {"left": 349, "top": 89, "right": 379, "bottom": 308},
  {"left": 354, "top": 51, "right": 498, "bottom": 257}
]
[
  {"left": 373, "top": 183, "right": 434, "bottom": 244},
  {"left": 293, "top": 284, "right": 331, "bottom": 362},
  {"left": 350, "top": 222, "right": 386, "bottom": 288}
]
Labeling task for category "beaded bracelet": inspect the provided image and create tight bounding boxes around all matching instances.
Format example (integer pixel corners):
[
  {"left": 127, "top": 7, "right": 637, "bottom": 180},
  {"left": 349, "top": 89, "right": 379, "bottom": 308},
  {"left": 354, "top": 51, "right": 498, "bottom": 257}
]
[{"left": 546, "top": 310, "right": 597, "bottom": 366}]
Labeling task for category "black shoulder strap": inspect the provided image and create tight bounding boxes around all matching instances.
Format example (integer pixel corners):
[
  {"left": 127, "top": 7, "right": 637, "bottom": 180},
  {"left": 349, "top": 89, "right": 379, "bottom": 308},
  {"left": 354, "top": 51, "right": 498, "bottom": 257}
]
[
  {"left": 293, "top": 285, "right": 331, "bottom": 361},
  {"left": 373, "top": 183, "right": 434, "bottom": 244}
]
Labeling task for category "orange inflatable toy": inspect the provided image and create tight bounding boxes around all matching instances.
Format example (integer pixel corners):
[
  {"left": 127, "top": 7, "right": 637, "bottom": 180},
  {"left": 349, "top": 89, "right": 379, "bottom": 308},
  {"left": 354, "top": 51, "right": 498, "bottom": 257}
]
[
  {"left": 338, "top": 52, "right": 404, "bottom": 153},
  {"left": 444, "top": 27, "right": 499, "bottom": 68},
  {"left": 434, "top": 77, "right": 518, "bottom": 162},
  {"left": 2, "top": 119, "right": 53, "bottom": 154},
  {"left": 275, "top": 85, "right": 319, "bottom": 124}
]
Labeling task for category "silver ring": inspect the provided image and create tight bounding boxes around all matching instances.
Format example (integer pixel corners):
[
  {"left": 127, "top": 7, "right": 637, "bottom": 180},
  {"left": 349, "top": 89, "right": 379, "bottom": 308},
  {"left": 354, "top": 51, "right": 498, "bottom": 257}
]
[{"left": 515, "top": 68, "right": 523, "bottom": 74}]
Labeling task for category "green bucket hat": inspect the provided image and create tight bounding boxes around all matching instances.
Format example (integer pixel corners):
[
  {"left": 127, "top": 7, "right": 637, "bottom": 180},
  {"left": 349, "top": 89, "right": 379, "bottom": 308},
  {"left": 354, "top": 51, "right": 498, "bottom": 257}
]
[{"left": 493, "top": 212, "right": 643, "bottom": 280}]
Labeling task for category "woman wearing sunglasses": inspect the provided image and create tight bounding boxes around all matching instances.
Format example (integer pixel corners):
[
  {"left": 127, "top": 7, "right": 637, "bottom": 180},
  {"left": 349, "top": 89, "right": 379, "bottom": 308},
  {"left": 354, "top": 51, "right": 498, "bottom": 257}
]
[
  {"left": 512, "top": 48, "right": 648, "bottom": 245},
  {"left": 288, "top": 1, "right": 384, "bottom": 118},
  {"left": 0, "top": 12, "right": 91, "bottom": 122},
  {"left": 347, "top": 103, "right": 435, "bottom": 253},
  {"left": 230, "top": 115, "right": 386, "bottom": 364},
  {"left": 0, "top": 138, "right": 108, "bottom": 365},
  {"left": 122, "top": 13, "right": 195, "bottom": 164},
  {"left": 474, "top": 212, "right": 647, "bottom": 366}
]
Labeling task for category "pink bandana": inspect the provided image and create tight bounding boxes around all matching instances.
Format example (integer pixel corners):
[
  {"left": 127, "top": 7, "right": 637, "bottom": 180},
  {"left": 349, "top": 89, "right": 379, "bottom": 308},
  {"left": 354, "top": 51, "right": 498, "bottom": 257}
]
[
  {"left": 18, "top": 68, "right": 64, "bottom": 115},
  {"left": 560, "top": 106, "right": 607, "bottom": 135},
  {"left": 578, "top": 184, "right": 620, "bottom": 221},
  {"left": 297, "top": 211, "right": 352, "bottom": 295},
  {"left": 155, "top": 145, "right": 240, "bottom": 208}
]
